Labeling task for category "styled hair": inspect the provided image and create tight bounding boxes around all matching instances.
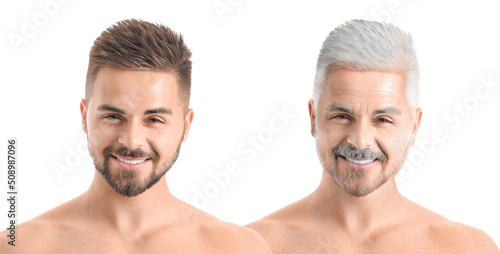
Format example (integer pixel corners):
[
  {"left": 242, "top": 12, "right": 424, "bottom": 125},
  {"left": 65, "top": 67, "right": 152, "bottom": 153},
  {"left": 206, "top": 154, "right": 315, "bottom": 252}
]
[
  {"left": 313, "top": 19, "right": 419, "bottom": 108},
  {"left": 85, "top": 19, "right": 192, "bottom": 108}
]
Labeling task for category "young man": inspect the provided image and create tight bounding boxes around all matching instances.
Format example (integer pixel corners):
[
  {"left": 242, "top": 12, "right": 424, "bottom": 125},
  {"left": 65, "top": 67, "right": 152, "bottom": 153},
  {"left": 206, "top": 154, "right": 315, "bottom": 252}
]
[
  {"left": 247, "top": 19, "right": 499, "bottom": 253},
  {"left": 1, "top": 19, "right": 271, "bottom": 253}
]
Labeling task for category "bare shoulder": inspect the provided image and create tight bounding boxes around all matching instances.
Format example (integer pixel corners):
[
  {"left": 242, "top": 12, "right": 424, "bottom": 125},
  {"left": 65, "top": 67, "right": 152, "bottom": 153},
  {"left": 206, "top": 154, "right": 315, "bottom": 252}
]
[
  {"left": 0, "top": 212, "right": 62, "bottom": 253},
  {"left": 246, "top": 211, "right": 290, "bottom": 241},
  {"left": 199, "top": 220, "right": 272, "bottom": 253},
  {"left": 427, "top": 219, "right": 499, "bottom": 253},
  {"left": 247, "top": 198, "right": 308, "bottom": 235},
  {"left": 246, "top": 198, "right": 314, "bottom": 253},
  {"left": 175, "top": 201, "right": 271, "bottom": 253},
  {"left": 408, "top": 205, "right": 500, "bottom": 253},
  {"left": 0, "top": 218, "right": 44, "bottom": 253},
  {"left": 0, "top": 198, "right": 81, "bottom": 253}
]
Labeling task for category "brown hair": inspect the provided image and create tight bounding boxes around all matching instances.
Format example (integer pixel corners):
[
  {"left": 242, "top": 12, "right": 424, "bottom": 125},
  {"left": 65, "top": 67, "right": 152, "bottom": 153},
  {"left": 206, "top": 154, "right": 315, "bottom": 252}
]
[{"left": 85, "top": 19, "right": 192, "bottom": 108}]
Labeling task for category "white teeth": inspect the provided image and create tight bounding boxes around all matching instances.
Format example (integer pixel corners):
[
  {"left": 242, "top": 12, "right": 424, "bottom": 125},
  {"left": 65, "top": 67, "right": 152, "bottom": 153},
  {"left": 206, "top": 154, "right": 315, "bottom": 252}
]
[
  {"left": 346, "top": 157, "right": 375, "bottom": 165},
  {"left": 116, "top": 157, "right": 147, "bottom": 165}
]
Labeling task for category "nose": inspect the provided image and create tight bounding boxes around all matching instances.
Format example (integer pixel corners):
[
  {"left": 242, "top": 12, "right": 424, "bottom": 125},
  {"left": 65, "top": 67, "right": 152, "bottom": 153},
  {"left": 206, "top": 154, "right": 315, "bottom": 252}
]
[
  {"left": 346, "top": 119, "right": 375, "bottom": 150},
  {"left": 118, "top": 120, "right": 146, "bottom": 150}
]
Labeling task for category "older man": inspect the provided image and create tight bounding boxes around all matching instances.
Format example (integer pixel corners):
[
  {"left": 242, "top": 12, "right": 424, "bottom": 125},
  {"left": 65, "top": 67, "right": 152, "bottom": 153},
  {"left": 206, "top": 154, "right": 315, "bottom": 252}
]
[
  {"left": 1, "top": 19, "right": 271, "bottom": 253},
  {"left": 247, "top": 19, "right": 498, "bottom": 253}
]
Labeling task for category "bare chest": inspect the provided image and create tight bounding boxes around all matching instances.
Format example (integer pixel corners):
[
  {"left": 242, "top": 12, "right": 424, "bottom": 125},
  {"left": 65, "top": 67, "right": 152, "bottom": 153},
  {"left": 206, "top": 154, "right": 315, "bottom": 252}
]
[
  {"left": 18, "top": 227, "right": 224, "bottom": 254},
  {"left": 270, "top": 227, "right": 448, "bottom": 254}
]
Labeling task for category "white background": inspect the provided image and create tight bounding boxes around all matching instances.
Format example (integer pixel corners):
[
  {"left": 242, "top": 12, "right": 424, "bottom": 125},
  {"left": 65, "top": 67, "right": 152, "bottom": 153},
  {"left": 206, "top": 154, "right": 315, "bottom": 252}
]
[{"left": 1, "top": 0, "right": 499, "bottom": 247}]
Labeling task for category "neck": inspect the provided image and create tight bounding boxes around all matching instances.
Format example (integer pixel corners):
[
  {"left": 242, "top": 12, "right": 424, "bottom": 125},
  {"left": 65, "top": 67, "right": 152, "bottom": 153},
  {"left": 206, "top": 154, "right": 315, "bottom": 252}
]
[
  {"left": 79, "top": 171, "right": 179, "bottom": 234},
  {"left": 309, "top": 171, "right": 410, "bottom": 234}
]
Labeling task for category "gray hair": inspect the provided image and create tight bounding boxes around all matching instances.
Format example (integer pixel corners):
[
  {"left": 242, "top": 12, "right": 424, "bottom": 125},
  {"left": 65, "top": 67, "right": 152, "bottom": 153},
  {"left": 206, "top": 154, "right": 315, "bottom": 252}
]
[{"left": 313, "top": 19, "right": 419, "bottom": 109}]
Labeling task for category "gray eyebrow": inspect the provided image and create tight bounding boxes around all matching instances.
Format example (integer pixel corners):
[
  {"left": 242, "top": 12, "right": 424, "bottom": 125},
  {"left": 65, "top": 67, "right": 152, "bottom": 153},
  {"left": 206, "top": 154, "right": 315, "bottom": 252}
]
[
  {"left": 326, "top": 104, "right": 353, "bottom": 114},
  {"left": 326, "top": 104, "right": 401, "bottom": 115},
  {"left": 373, "top": 107, "right": 401, "bottom": 115}
]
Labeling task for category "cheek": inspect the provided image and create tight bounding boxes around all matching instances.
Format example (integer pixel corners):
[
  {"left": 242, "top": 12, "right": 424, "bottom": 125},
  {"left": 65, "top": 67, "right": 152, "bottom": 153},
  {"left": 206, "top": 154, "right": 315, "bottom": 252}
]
[
  {"left": 316, "top": 126, "right": 345, "bottom": 163},
  {"left": 87, "top": 121, "right": 115, "bottom": 150},
  {"left": 148, "top": 128, "right": 182, "bottom": 155},
  {"left": 378, "top": 128, "right": 411, "bottom": 160},
  {"left": 317, "top": 123, "right": 345, "bottom": 147}
]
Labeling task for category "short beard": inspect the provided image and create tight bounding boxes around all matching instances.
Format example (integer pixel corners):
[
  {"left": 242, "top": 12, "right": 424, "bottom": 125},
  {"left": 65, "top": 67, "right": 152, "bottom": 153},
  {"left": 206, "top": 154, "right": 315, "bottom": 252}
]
[
  {"left": 327, "top": 142, "right": 409, "bottom": 197},
  {"left": 88, "top": 134, "right": 183, "bottom": 197}
]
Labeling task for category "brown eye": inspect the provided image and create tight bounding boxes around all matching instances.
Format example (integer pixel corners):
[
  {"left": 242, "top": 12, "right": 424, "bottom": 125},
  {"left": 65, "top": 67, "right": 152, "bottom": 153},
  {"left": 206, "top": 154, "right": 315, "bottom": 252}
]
[
  {"left": 377, "top": 118, "right": 392, "bottom": 123},
  {"left": 104, "top": 114, "right": 121, "bottom": 120},
  {"left": 333, "top": 114, "right": 350, "bottom": 120},
  {"left": 148, "top": 118, "right": 164, "bottom": 123}
]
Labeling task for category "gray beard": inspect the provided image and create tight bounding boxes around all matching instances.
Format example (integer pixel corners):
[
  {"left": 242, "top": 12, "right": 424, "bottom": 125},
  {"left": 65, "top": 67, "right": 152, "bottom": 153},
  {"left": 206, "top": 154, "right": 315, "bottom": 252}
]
[{"left": 327, "top": 141, "right": 411, "bottom": 197}]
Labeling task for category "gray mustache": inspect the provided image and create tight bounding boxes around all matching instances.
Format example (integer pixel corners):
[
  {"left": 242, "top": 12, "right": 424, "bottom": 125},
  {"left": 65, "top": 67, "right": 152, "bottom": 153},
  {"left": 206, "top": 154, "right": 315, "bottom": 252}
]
[{"left": 332, "top": 145, "right": 387, "bottom": 162}]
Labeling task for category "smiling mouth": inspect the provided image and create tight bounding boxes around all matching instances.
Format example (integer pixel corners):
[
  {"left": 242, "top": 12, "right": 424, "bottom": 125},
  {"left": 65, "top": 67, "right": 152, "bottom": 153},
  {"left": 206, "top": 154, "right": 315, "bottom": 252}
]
[
  {"left": 111, "top": 155, "right": 150, "bottom": 165},
  {"left": 340, "top": 156, "right": 377, "bottom": 165}
]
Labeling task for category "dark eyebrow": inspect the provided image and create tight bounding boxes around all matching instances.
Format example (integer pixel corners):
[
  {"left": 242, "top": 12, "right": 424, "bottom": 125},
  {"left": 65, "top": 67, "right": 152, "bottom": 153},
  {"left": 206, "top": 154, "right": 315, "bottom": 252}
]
[
  {"left": 144, "top": 107, "right": 172, "bottom": 115},
  {"left": 373, "top": 107, "right": 401, "bottom": 115},
  {"left": 97, "top": 104, "right": 125, "bottom": 114},
  {"left": 97, "top": 105, "right": 172, "bottom": 115},
  {"left": 326, "top": 104, "right": 353, "bottom": 114}
]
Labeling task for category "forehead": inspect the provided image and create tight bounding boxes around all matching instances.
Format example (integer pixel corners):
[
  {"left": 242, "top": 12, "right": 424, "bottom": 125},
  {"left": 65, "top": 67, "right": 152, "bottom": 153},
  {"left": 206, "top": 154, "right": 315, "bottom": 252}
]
[
  {"left": 321, "top": 69, "right": 408, "bottom": 110},
  {"left": 91, "top": 67, "right": 179, "bottom": 109}
]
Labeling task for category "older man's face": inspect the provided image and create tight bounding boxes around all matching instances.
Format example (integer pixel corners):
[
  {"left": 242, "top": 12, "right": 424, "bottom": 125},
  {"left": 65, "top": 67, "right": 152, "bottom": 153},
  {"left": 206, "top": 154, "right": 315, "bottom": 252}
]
[{"left": 309, "top": 68, "right": 421, "bottom": 197}]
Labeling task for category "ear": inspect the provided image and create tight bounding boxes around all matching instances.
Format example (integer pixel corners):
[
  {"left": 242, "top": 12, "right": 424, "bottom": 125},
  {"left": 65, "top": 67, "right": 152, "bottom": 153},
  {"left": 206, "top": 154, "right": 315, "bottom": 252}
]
[
  {"left": 181, "top": 108, "right": 194, "bottom": 142},
  {"left": 410, "top": 107, "right": 422, "bottom": 145},
  {"left": 80, "top": 99, "right": 87, "bottom": 134},
  {"left": 308, "top": 99, "right": 316, "bottom": 137}
]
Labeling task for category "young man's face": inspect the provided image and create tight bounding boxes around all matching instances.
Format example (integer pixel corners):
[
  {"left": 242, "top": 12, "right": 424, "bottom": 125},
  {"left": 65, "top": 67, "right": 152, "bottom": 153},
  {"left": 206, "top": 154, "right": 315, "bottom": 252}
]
[
  {"left": 80, "top": 67, "right": 193, "bottom": 197},
  {"left": 309, "top": 68, "right": 421, "bottom": 197}
]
